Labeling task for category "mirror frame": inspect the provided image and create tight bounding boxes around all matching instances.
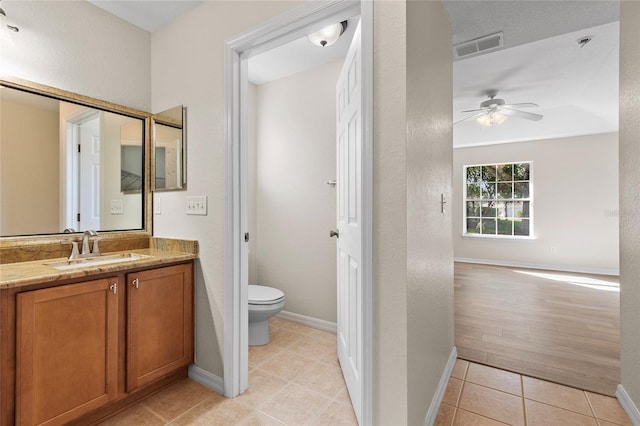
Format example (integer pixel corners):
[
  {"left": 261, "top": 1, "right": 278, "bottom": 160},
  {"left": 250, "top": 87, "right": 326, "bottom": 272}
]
[
  {"left": 151, "top": 106, "right": 186, "bottom": 191},
  {"left": 0, "top": 76, "right": 153, "bottom": 246}
]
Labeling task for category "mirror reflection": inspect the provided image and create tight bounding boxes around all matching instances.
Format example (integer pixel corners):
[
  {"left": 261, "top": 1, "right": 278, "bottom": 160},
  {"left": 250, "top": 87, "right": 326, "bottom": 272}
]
[
  {"left": 153, "top": 105, "right": 185, "bottom": 191},
  {"left": 0, "top": 85, "right": 146, "bottom": 237}
]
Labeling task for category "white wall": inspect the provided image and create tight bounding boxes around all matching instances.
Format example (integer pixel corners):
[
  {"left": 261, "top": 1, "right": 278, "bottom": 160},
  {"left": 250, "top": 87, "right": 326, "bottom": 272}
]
[
  {"left": 0, "top": 98, "right": 59, "bottom": 235},
  {"left": 1, "top": 1, "right": 150, "bottom": 112},
  {"left": 619, "top": 0, "right": 640, "bottom": 415},
  {"left": 252, "top": 60, "right": 342, "bottom": 323},
  {"left": 453, "top": 133, "right": 619, "bottom": 274}
]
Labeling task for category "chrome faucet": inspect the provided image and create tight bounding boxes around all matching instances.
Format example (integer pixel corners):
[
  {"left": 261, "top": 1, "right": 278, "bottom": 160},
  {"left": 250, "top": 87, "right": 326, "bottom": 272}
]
[{"left": 80, "top": 230, "right": 100, "bottom": 257}]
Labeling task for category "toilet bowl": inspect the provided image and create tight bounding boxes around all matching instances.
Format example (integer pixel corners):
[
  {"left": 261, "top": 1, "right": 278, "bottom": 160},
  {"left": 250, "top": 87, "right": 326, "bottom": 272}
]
[{"left": 248, "top": 285, "right": 285, "bottom": 346}]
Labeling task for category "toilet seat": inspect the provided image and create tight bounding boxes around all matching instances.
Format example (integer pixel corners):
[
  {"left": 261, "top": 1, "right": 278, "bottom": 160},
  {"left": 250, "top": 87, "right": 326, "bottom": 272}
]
[{"left": 249, "top": 285, "right": 285, "bottom": 305}]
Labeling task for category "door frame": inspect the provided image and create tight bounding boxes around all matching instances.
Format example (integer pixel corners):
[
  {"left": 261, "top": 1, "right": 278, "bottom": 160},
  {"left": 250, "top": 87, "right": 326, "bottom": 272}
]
[{"left": 223, "top": 0, "right": 373, "bottom": 423}]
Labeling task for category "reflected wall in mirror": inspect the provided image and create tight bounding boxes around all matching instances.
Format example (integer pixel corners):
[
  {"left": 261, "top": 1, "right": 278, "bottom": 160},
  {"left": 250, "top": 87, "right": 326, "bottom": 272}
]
[
  {"left": 152, "top": 105, "right": 185, "bottom": 191},
  {"left": 0, "top": 82, "right": 148, "bottom": 237}
]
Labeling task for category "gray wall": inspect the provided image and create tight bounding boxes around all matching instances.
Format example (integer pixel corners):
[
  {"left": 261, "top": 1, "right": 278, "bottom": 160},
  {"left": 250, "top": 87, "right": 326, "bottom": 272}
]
[
  {"left": 453, "top": 133, "right": 619, "bottom": 274},
  {"left": 620, "top": 0, "right": 640, "bottom": 413}
]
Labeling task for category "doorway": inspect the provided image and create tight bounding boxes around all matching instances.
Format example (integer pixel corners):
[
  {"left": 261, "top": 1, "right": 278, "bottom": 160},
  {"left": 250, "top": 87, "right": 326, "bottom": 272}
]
[{"left": 223, "top": 1, "right": 373, "bottom": 424}]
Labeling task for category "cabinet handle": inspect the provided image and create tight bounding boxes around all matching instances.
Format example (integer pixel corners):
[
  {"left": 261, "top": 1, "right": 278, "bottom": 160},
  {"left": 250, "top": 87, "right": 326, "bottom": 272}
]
[
  {"left": 132, "top": 278, "right": 139, "bottom": 289},
  {"left": 110, "top": 283, "right": 117, "bottom": 294}
]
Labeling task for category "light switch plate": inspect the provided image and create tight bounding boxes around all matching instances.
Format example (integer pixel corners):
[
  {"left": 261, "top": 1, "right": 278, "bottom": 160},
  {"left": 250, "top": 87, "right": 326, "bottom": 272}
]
[
  {"left": 186, "top": 196, "right": 207, "bottom": 215},
  {"left": 110, "top": 199, "right": 123, "bottom": 215}
]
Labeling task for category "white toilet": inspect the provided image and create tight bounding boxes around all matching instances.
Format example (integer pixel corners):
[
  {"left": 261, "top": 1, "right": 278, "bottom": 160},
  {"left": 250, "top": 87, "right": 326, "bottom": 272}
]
[{"left": 248, "top": 285, "right": 285, "bottom": 346}]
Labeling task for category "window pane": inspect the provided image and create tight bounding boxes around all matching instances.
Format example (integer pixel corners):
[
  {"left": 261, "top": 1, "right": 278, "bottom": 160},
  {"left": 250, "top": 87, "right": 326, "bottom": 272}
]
[
  {"left": 513, "top": 163, "right": 530, "bottom": 180},
  {"left": 482, "top": 182, "right": 496, "bottom": 199},
  {"left": 497, "top": 219, "right": 513, "bottom": 235},
  {"left": 497, "top": 164, "right": 513, "bottom": 181},
  {"left": 510, "top": 201, "right": 531, "bottom": 218},
  {"left": 481, "top": 165, "right": 497, "bottom": 182},
  {"left": 466, "top": 218, "right": 480, "bottom": 234},
  {"left": 466, "top": 166, "right": 482, "bottom": 183},
  {"left": 467, "top": 183, "right": 481, "bottom": 199},
  {"left": 496, "top": 201, "right": 508, "bottom": 218},
  {"left": 520, "top": 201, "right": 530, "bottom": 218},
  {"left": 497, "top": 182, "right": 512, "bottom": 199},
  {"left": 514, "top": 182, "right": 529, "bottom": 198},
  {"left": 514, "top": 219, "right": 530, "bottom": 236},
  {"left": 481, "top": 218, "right": 496, "bottom": 234},
  {"left": 466, "top": 201, "right": 480, "bottom": 217},
  {"left": 481, "top": 202, "right": 497, "bottom": 218}
]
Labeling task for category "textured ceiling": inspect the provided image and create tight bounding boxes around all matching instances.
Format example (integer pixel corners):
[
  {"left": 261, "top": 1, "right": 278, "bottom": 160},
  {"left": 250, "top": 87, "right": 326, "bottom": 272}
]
[{"left": 87, "top": 0, "right": 202, "bottom": 32}]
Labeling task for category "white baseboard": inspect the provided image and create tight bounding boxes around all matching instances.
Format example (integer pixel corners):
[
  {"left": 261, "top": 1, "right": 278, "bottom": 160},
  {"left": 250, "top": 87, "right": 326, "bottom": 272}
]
[
  {"left": 276, "top": 310, "right": 337, "bottom": 333},
  {"left": 616, "top": 384, "right": 640, "bottom": 425},
  {"left": 424, "top": 347, "right": 458, "bottom": 426},
  {"left": 454, "top": 257, "right": 619, "bottom": 276},
  {"left": 189, "top": 365, "right": 224, "bottom": 395}
]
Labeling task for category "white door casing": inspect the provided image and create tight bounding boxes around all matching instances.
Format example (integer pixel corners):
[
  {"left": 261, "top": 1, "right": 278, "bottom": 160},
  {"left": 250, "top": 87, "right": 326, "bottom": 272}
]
[
  {"left": 336, "top": 20, "right": 363, "bottom": 424},
  {"left": 78, "top": 114, "right": 101, "bottom": 230}
]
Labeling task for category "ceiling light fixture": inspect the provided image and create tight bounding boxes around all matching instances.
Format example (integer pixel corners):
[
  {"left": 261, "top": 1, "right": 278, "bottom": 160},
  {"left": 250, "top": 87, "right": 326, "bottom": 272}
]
[
  {"left": 0, "top": 2, "right": 19, "bottom": 34},
  {"left": 307, "top": 21, "right": 348, "bottom": 48},
  {"left": 476, "top": 111, "right": 507, "bottom": 127}
]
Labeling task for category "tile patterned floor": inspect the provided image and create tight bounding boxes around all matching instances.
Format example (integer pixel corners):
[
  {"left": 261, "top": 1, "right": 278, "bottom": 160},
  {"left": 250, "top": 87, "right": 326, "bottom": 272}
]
[
  {"left": 436, "top": 359, "right": 633, "bottom": 426},
  {"left": 98, "top": 317, "right": 357, "bottom": 425}
]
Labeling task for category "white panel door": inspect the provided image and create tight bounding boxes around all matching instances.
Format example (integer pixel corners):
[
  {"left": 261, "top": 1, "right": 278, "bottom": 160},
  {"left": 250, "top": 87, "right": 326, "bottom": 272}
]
[
  {"left": 79, "top": 114, "right": 101, "bottom": 230},
  {"left": 336, "top": 21, "right": 362, "bottom": 425}
]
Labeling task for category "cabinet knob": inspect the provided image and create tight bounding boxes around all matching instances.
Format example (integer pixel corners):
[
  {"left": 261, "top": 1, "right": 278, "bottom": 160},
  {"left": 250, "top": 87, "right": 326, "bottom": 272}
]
[
  {"left": 132, "top": 278, "right": 139, "bottom": 289},
  {"left": 109, "top": 283, "right": 117, "bottom": 294}
]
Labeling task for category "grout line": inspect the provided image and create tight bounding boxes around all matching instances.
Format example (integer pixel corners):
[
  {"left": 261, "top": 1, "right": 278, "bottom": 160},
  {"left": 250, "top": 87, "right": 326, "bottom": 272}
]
[
  {"left": 521, "top": 375, "right": 528, "bottom": 426},
  {"left": 584, "top": 391, "right": 600, "bottom": 419},
  {"left": 165, "top": 394, "right": 217, "bottom": 425}
]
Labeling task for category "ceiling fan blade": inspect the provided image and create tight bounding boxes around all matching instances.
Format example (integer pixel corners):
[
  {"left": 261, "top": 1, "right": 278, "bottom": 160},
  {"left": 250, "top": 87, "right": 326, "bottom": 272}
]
[
  {"left": 454, "top": 112, "right": 485, "bottom": 125},
  {"left": 501, "top": 102, "right": 539, "bottom": 109},
  {"left": 500, "top": 107, "right": 543, "bottom": 121},
  {"left": 460, "top": 108, "right": 486, "bottom": 113}
]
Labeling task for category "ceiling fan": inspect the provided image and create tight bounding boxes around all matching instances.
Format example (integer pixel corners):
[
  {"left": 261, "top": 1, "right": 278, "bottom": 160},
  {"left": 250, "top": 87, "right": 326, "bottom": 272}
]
[{"left": 455, "top": 93, "right": 543, "bottom": 127}]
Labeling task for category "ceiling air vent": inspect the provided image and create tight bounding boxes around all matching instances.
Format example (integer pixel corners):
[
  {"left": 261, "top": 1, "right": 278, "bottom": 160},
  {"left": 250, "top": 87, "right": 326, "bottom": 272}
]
[{"left": 454, "top": 32, "right": 504, "bottom": 59}]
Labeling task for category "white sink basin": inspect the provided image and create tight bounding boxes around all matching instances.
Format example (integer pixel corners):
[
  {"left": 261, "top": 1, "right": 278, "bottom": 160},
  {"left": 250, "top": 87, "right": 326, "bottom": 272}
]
[{"left": 45, "top": 253, "right": 152, "bottom": 270}]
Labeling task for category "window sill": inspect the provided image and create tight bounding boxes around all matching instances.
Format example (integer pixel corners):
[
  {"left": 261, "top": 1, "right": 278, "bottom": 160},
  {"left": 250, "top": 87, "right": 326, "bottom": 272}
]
[{"left": 461, "top": 234, "right": 536, "bottom": 240}]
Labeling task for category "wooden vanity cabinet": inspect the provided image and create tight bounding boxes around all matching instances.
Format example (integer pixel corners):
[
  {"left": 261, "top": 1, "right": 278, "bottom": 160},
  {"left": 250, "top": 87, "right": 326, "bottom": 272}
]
[
  {"left": 16, "top": 278, "right": 119, "bottom": 425},
  {"left": 126, "top": 263, "right": 193, "bottom": 391},
  {"left": 3, "top": 261, "right": 194, "bottom": 426}
]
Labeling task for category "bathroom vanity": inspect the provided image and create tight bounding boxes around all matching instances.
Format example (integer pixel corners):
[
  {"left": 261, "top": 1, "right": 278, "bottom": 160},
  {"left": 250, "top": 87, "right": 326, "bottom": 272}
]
[{"left": 0, "top": 241, "right": 197, "bottom": 425}]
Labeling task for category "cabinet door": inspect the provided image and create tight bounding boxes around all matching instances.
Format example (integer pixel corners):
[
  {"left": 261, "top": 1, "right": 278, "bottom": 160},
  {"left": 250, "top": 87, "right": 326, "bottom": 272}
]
[
  {"left": 16, "top": 278, "right": 119, "bottom": 426},
  {"left": 127, "top": 263, "right": 193, "bottom": 391}
]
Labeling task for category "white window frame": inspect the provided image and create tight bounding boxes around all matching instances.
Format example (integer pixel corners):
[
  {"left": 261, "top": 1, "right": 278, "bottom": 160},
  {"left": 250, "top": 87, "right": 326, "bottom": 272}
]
[{"left": 462, "top": 161, "right": 534, "bottom": 239}]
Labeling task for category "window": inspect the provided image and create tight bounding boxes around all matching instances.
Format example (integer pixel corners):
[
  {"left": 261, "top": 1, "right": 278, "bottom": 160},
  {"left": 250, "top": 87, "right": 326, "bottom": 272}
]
[{"left": 464, "top": 162, "right": 532, "bottom": 237}]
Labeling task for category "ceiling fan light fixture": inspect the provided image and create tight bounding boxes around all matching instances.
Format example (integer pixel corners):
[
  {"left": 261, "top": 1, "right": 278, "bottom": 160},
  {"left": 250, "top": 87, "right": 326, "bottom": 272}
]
[
  {"left": 307, "top": 21, "right": 347, "bottom": 48},
  {"left": 477, "top": 111, "right": 507, "bottom": 127}
]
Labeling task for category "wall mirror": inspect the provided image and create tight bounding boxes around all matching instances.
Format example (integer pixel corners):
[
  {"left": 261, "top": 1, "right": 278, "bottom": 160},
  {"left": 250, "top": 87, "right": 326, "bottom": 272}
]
[
  {"left": 0, "top": 78, "right": 151, "bottom": 238},
  {"left": 152, "top": 105, "right": 185, "bottom": 191}
]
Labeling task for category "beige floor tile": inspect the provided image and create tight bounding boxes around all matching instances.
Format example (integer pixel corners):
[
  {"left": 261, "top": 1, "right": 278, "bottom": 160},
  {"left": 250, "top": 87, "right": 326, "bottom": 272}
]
[
  {"left": 522, "top": 376, "right": 592, "bottom": 416},
  {"left": 280, "top": 320, "right": 316, "bottom": 335},
  {"left": 459, "top": 382, "right": 525, "bottom": 426},
  {"left": 442, "top": 377, "right": 464, "bottom": 406},
  {"left": 586, "top": 392, "right": 633, "bottom": 425},
  {"left": 238, "top": 411, "right": 286, "bottom": 426},
  {"left": 269, "top": 317, "right": 289, "bottom": 329},
  {"left": 169, "top": 397, "right": 253, "bottom": 425},
  {"left": 309, "top": 329, "right": 338, "bottom": 344},
  {"left": 453, "top": 408, "right": 509, "bottom": 425},
  {"left": 260, "top": 383, "right": 332, "bottom": 426},
  {"left": 269, "top": 327, "right": 305, "bottom": 349},
  {"left": 598, "top": 420, "right": 627, "bottom": 426},
  {"left": 142, "top": 378, "right": 218, "bottom": 422},
  {"left": 293, "top": 359, "right": 348, "bottom": 399},
  {"left": 98, "top": 404, "right": 165, "bottom": 426},
  {"left": 249, "top": 343, "right": 282, "bottom": 368},
  {"left": 315, "top": 401, "right": 358, "bottom": 426},
  {"left": 451, "top": 359, "right": 469, "bottom": 380},
  {"left": 335, "top": 388, "right": 354, "bottom": 407},
  {"left": 435, "top": 403, "right": 456, "bottom": 426},
  {"left": 258, "top": 350, "right": 312, "bottom": 381},
  {"left": 466, "top": 363, "right": 522, "bottom": 396},
  {"left": 525, "top": 399, "right": 598, "bottom": 426},
  {"left": 236, "top": 369, "right": 288, "bottom": 409},
  {"left": 288, "top": 335, "right": 336, "bottom": 361}
]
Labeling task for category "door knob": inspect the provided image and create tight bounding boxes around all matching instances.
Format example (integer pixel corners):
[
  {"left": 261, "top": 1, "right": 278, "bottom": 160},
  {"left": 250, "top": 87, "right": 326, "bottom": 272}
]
[{"left": 329, "top": 229, "right": 339, "bottom": 238}]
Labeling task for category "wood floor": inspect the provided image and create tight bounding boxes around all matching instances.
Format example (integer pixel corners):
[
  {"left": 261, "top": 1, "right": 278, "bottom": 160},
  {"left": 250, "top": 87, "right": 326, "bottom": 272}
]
[{"left": 455, "top": 262, "right": 620, "bottom": 396}]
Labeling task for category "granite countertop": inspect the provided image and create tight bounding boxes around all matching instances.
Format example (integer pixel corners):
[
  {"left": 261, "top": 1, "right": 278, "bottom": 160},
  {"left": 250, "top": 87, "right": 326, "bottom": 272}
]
[{"left": 0, "top": 240, "right": 198, "bottom": 290}]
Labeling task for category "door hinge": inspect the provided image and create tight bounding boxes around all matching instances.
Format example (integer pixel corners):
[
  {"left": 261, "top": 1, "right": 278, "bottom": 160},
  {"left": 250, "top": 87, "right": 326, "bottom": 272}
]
[
  {"left": 77, "top": 144, "right": 81, "bottom": 153},
  {"left": 77, "top": 213, "right": 81, "bottom": 222},
  {"left": 109, "top": 283, "right": 117, "bottom": 294},
  {"left": 244, "top": 233, "right": 250, "bottom": 242}
]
